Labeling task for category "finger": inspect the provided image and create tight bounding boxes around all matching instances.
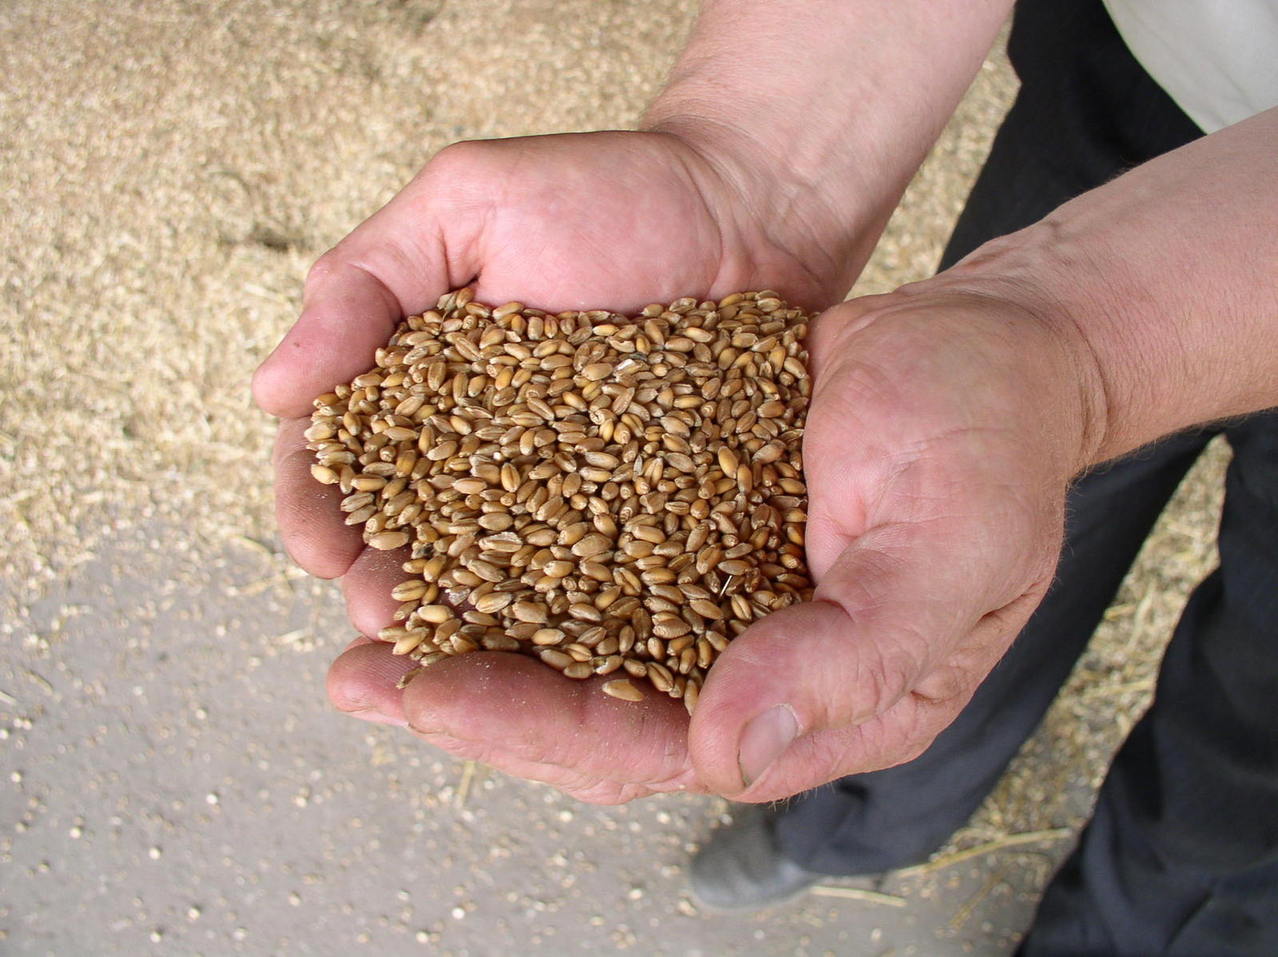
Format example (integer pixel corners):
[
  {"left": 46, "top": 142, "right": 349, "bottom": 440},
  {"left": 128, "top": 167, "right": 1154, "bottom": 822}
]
[
  {"left": 272, "top": 417, "right": 365, "bottom": 579},
  {"left": 340, "top": 543, "right": 412, "bottom": 637},
  {"left": 804, "top": 294, "right": 893, "bottom": 378},
  {"left": 253, "top": 257, "right": 406, "bottom": 418},
  {"left": 727, "top": 592, "right": 1041, "bottom": 803},
  {"left": 797, "top": 296, "right": 914, "bottom": 578},
  {"left": 252, "top": 162, "right": 483, "bottom": 419},
  {"left": 689, "top": 517, "right": 1024, "bottom": 798},
  {"left": 327, "top": 639, "right": 416, "bottom": 727},
  {"left": 400, "top": 652, "right": 698, "bottom": 803}
]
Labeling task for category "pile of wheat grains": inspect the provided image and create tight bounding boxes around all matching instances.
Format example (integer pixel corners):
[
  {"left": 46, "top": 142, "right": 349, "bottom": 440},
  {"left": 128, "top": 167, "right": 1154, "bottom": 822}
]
[{"left": 307, "top": 288, "right": 813, "bottom": 713}]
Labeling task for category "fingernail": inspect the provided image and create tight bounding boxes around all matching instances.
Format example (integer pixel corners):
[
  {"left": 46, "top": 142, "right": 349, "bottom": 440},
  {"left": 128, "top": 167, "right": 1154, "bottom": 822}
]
[
  {"left": 352, "top": 707, "right": 408, "bottom": 728},
  {"left": 738, "top": 704, "right": 798, "bottom": 787}
]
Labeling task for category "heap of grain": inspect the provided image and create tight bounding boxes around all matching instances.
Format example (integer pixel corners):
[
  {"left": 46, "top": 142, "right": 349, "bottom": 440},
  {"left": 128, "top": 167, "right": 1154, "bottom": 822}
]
[{"left": 307, "top": 289, "right": 813, "bottom": 713}]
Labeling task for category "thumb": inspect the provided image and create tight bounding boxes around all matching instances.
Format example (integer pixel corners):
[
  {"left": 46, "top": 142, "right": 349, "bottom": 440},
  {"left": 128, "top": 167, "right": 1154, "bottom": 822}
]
[{"left": 688, "top": 520, "right": 1023, "bottom": 801}]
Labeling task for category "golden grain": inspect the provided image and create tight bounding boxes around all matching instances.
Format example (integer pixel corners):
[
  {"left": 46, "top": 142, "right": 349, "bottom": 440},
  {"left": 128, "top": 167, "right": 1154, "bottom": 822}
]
[
  {"left": 368, "top": 530, "right": 410, "bottom": 550},
  {"left": 602, "top": 678, "right": 645, "bottom": 702},
  {"left": 308, "top": 289, "right": 813, "bottom": 702}
]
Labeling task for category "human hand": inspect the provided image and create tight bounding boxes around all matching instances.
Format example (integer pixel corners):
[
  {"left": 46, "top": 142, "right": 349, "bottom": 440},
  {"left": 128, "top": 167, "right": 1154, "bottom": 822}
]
[
  {"left": 685, "top": 280, "right": 1101, "bottom": 801},
  {"left": 255, "top": 129, "right": 846, "bottom": 419},
  {"left": 697, "top": 106, "right": 1278, "bottom": 802},
  {"left": 261, "top": 258, "right": 1098, "bottom": 806},
  {"left": 253, "top": 130, "right": 853, "bottom": 803}
]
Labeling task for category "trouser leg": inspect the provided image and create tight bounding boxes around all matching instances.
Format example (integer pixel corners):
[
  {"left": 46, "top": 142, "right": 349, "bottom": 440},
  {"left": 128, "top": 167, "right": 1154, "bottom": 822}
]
[
  {"left": 1021, "top": 412, "right": 1278, "bottom": 956},
  {"left": 772, "top": 0, "right": 1206, "bottom": 873}
]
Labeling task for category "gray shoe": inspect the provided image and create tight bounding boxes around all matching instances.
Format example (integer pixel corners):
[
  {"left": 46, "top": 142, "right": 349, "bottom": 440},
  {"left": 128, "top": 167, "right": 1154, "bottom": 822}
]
[{"left": 690, "top": 807, "right": 823, "bottom": 910}]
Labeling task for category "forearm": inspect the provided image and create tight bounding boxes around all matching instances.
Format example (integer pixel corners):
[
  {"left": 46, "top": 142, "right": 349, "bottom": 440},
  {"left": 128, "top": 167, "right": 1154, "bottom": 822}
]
[
  {"left": 938, "top": 107, "right": 1278, "bottom": 467},
  {"left": 644, "top": 0, "right": 1012, "bottom": 295}
]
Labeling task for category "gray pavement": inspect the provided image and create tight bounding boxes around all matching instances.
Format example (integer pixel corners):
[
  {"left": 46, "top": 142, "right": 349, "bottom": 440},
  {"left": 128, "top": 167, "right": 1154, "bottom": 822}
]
[{"left": 2, "top": 522, "right": 1064, "bottom": 955}]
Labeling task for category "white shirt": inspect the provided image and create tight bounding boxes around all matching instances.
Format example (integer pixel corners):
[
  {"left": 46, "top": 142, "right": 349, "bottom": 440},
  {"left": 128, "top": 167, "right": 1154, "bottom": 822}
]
[{"left": 1103, "top": 0, "right": 1278, "bottom": 132}]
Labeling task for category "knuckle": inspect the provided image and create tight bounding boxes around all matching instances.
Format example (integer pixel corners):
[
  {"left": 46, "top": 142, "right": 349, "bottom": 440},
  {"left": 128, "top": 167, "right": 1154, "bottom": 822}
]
[
  {"left": 304, "top": 247, "right": 345, "bottom": 295},
  {"left": 856, "top": 630, "right": 927, "bottom": 718},
  {"left": 910, "top": 663, "right": 969, "bottom": 703},
  {"left": 426, "top": 139, "right": 489, "bottom": 182}
]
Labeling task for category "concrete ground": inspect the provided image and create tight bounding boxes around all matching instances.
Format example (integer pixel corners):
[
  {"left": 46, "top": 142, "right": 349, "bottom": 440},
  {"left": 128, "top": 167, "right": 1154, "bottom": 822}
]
[{"left": 0, "top": 1, "right": 1226, "bottom": 954}]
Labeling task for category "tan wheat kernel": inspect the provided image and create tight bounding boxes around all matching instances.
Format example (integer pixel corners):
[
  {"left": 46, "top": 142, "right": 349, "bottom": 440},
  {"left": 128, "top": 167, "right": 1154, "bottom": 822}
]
[{"left": 309, "top": 289, "right": 813, "bottom": 714}]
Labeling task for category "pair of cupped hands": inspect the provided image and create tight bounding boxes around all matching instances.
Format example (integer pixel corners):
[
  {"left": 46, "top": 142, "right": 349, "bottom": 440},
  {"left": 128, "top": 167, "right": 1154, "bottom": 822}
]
[{"left": 253, "top": 131, "right": 1096, "bottom": 804}]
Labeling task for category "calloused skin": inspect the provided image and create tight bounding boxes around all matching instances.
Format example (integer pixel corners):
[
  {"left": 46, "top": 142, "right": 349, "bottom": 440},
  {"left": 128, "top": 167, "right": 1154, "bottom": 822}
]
[{"left": 253, "top": 130, "right": 1095, "bottom": 804}]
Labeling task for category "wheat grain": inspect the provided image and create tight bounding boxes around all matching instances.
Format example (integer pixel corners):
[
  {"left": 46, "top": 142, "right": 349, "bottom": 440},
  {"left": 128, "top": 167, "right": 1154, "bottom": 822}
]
[{"left": 309, "top": 290, "right": 813, "bottom": 712}]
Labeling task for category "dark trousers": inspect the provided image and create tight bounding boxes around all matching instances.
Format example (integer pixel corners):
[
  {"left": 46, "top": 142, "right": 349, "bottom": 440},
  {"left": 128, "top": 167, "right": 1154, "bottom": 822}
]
[{"left": 771, "top": 2, "right": 1278, "bottom": 953}]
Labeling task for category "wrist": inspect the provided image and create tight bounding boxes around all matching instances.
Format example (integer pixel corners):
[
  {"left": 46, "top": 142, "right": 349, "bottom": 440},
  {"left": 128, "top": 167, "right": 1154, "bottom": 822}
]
[
  {"left": 891, "top": 264, "right": 1113, "bottom": 480},
  {"left": 924, "top": 221, "right": 1139, "bottom": 470},
  {"left": 642, "top": 113, "right": 883, "bottom": 305},
  {"left": 929, "top": 110, "right": 1278, "bottom": 466},
  {"left": 639, "top": 0, "right": 1012, "bottom": 301}
]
